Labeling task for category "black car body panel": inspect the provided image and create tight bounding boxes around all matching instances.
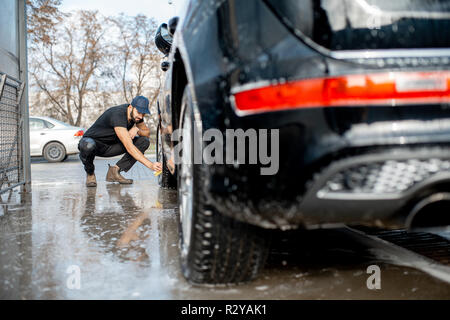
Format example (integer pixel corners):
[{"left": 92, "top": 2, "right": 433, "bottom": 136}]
[{"left": 158, "top": 0, "right": 450, "bottom": 230}]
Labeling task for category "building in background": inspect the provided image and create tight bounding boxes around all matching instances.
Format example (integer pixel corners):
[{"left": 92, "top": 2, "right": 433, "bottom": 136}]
[{"left": 0, "top": 0, "right": 31, "bottom": 194}]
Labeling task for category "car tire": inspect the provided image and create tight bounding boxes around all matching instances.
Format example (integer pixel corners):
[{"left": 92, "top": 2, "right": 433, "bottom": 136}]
[
  {"left": 177, "top": 87, "right": 270, "bottom": 285},
  {"left": 157, "top": 122, "right": 177, "bottom": 189},
  {"left": 43, "top": 142, "right": 66, "bottom": 163}
]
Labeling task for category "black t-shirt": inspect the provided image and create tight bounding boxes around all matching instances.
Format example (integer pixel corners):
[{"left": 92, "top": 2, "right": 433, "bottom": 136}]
[{"left": 84, "top": 104, "right": 143, "bottom": 144}]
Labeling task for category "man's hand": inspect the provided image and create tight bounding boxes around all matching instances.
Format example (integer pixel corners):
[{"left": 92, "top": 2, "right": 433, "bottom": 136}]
[
  {"left": 151, "top": 162, "right": 162, "bottom": 172},
  {"left": 128, "top": 126, "right": 140, "bottom": 139}
]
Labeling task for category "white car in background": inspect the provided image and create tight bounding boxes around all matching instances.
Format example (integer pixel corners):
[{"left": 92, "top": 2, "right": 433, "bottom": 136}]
[{"left": 29, "top": 116, "right": 85, "bottom": 162}]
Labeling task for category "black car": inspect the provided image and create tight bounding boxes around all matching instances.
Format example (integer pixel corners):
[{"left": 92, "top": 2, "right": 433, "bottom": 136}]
[{"left": 155, "top": 0, "right": 450, "bottom": 285}]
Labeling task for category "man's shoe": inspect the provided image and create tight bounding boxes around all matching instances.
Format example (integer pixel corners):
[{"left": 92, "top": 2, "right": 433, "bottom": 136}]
[
  {"left": 86, "top": 173, "right": 97, "bottom": 187},
  {"left": 106, "top": 164, "right": 133, "bottom": 184}
]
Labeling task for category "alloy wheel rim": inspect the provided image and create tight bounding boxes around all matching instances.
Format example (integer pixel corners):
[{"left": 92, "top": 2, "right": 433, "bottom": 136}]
[{"left": 49, "top": 146, "right": 62, "bottom": 159}]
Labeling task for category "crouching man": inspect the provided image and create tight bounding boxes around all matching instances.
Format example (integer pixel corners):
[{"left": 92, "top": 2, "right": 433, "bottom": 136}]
[{"left": 78, "top": 96, "right": 162, "bottom": 187}]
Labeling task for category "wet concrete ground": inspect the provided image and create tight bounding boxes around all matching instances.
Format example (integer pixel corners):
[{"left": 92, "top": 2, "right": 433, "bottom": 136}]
[{"left": 1, "top": 155, "right": 450, "bottom": 299}]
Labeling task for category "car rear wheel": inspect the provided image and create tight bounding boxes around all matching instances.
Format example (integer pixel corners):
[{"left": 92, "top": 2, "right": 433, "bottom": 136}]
[
  {"left": 177, "top": 87, "right": 270, "bottom": 285},
  {"left": 43, "top": 142, "right": 66, "bottom": 163}
]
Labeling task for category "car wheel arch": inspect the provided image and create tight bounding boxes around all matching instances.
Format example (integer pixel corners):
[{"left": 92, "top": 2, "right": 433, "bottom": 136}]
[
  {"left": 171, "top": 49, "right": 189, "bottom": 132},
  {"left": 172, "top": 48, "right": 205, "bottom": 134}
]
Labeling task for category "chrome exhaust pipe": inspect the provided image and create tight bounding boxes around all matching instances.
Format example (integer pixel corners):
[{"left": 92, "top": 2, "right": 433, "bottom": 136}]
[{"left": 406, "top": 193, "right": 450, "bottom": 230}]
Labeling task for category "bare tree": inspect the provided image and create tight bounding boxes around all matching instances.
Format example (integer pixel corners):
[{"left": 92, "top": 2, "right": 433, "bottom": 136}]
[
  {"left": 108, "top": 14, "right": 163, "bottom": 101},
  {"left": 29, "top": 10, "right": 106, "bottom": 126},
  {"left": 26, "top": 0, "right": 64, "bottom": 46},
  {"left": 28, "top": 6, "right": 164, "bottom": 133},
  {"left": 105, "top": 14, "right": 164, "bottom": 134}
]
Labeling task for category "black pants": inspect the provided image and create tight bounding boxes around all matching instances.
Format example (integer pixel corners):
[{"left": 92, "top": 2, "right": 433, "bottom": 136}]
[{"left": 78, "top": 136, "right": 150, "bottom": 175}]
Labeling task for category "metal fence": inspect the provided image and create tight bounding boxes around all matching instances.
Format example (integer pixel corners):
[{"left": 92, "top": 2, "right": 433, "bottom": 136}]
[{"left": 0, "top": 72, "right": 25, "bottom": 194}]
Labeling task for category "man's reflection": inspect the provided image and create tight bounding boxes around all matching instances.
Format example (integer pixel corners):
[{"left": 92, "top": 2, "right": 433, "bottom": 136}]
[{"left": 80, "top": 185, "right": 151, "bottom": 262}]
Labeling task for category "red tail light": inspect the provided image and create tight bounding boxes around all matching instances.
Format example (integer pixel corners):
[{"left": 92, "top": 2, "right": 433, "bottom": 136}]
[
  {"left": 232, "top": 71, "right": 450, "bottom": 115},
  {"left": 74, "top": 130, "right": 84, "bottom": 137}
]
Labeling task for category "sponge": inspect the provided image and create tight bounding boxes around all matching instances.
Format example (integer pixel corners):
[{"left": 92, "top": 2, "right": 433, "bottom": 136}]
[{"left": 154, "top": 170, "right": 162, "bottom": 177}]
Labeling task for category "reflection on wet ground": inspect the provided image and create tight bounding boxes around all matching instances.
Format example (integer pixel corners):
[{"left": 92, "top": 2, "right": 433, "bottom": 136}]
[{"left": 0, "top": 157, "right": 449, "bottom": 299}]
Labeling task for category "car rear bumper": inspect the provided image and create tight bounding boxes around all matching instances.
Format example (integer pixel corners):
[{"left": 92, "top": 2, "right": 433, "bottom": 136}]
[
  {"left": 66, "top": 138, "right": 81, "bottom": 154},
  {"left": 207, "top": 146, "right": 450, "bottom": 230},
  {"left": 204, "top": 114, "right": 450, "bottom": 229}
]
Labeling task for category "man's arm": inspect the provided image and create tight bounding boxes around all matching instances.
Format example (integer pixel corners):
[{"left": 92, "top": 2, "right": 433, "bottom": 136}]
[
  {"left": 127, "top": 122, "right": 150, "bottom": 139},
  {"left": 114, "top": 127, "right": 162, "bottom": 171},
  {"left": 136, "top": 121, "right": 150, "bottom": 137}
]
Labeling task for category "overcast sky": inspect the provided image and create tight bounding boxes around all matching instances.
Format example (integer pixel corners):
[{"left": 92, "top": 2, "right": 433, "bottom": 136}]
[{"left": 61, "top": 0, "right": 187, "bottom": 24}]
